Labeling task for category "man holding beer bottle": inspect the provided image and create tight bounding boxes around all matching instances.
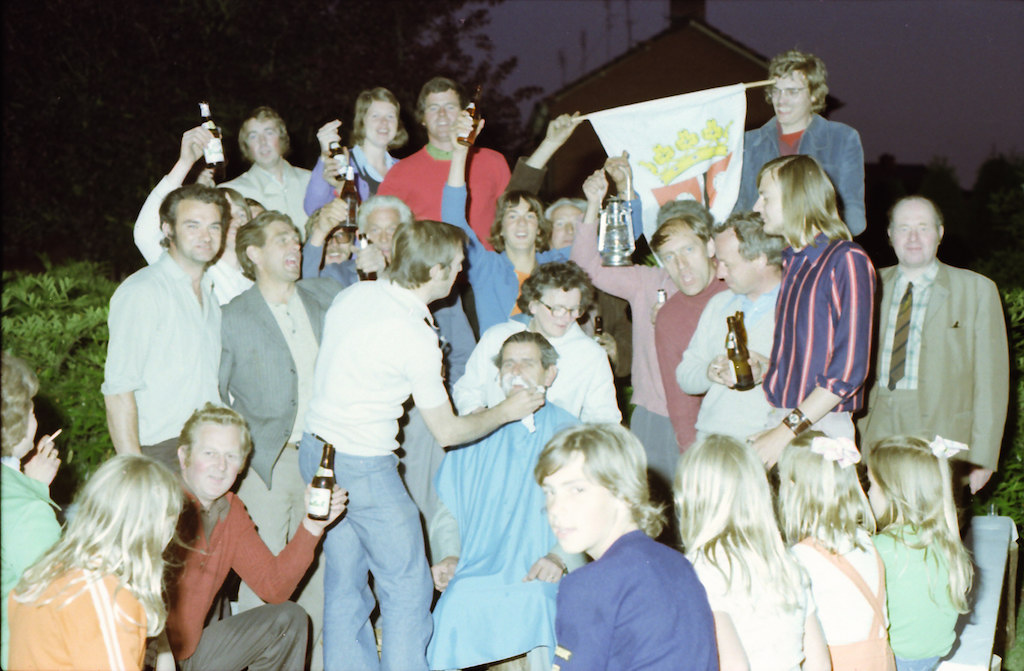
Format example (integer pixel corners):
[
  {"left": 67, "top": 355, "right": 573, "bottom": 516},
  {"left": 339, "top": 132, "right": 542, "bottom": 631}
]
[{"left": 676, "top": 212, "right": 785, "bottom": 442}]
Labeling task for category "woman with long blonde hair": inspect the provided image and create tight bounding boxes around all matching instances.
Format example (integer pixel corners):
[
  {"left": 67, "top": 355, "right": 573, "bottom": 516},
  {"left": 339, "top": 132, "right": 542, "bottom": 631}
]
[
  {"left": 866, "top": 436, "right": 973, "bottom": 671},
  {"left": 675, "top": 435, "right": 830, "bottom": 671},
  {"left": 8, "top": 455, "right": 183, "bottom": 670},
  {"left": 778, "top": 432, "right": 894, "bottom": 670}
]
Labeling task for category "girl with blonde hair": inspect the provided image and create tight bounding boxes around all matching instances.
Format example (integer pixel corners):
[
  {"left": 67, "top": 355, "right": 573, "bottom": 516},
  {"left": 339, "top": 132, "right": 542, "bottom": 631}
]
[
  {"left": 866, "top": 436, "right": 973, "bottom": 671},
  {"left": 778, "top": 432, "right": 894, "bottom": 670},
  {"left": 8, "top": 455, "right": 183, "bottom": 670},
  {"left": 675, "top": 434, "right": 830, "bottom": 671}
]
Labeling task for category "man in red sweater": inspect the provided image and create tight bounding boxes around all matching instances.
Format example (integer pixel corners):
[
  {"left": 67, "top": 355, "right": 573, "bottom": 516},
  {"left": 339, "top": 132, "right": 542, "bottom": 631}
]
[
  {"left": 378, "top": 76, "right": 510, "bottom": 250},
  {"left": 164, "top": 403, "right": 345, "bottom": 671}
]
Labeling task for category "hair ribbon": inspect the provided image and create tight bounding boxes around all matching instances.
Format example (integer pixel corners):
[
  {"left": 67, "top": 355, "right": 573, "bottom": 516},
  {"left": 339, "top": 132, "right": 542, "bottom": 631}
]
[
  {"left": 929, "top": 436, "right": 969, "bottom": 459},
  {"left": 809, "top": 436, "right": 860, "bottom": 468}
]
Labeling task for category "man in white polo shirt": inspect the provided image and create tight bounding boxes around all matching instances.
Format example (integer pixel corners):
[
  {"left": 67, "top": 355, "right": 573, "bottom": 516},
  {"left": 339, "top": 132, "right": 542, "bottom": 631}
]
[{"left": 298, "top": 219, "right": 544, "bottom": 671}]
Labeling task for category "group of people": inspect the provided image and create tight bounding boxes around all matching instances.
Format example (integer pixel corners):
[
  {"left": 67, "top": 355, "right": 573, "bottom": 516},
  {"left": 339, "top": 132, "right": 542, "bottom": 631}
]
[{"left": 0, "top": 47, "right": 1010, "bottom": 671}]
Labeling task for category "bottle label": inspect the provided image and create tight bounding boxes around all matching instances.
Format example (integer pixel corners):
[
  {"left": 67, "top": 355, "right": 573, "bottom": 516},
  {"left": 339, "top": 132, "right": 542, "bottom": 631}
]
[
  {"left": 308, "top": 487, "right": 332, "bottom": 517},
  {"left": 205, "top": 138, "right": 225, "bottom": 164},
  {"left": 199, "top": 102, "right": 211, "bottom": 117}
]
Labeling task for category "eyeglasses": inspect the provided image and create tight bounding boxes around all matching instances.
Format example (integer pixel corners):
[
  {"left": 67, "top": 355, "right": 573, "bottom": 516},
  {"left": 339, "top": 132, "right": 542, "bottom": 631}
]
[
  {"left": 327, "top": 227, "right": 355, "bottom": 245},
  {"left": 770, "top": 86, "right": 807, "bottom": 100},
  {"left": 537, "top": 299, "right": 581, "bottom": 318}
]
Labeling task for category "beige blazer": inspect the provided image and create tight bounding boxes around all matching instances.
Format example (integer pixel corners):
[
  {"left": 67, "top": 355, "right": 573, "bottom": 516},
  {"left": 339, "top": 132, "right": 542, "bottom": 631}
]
[{"left": 859, "top": 263, "right": 1009, "bottom": 471}]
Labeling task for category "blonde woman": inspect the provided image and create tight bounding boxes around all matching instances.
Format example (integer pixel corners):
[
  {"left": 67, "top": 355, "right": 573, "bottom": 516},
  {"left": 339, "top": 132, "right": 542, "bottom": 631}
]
[
  {"left": 778, "top": 432, "right": 894, "bottom": 670},
  {"left": 866, "top": 436, "right": 973, "bottom": 671},
  {"left": 8, "top": 455, "right": 183, "bottom": 670},
  {"left": 675, "top": 435, "right": 830, "bottom": 671}
]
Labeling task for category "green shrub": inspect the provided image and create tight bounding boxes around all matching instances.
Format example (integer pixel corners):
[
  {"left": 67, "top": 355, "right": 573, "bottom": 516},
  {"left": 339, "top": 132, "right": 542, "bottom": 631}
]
[
  {"left": 2, "top": 260, "right": 118, "bottom": 502},
  {"left": 972, "top": 284, "right": 1024, "bottom": 528}
]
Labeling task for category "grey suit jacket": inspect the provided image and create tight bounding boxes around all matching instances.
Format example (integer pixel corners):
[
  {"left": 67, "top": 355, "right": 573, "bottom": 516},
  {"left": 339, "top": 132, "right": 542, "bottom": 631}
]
[
  {"left": 860, "top": 262, "right": 1009, "bottom": 471},
  {"left": 219, "top": 278, "right": 342, "bottom": 485}
]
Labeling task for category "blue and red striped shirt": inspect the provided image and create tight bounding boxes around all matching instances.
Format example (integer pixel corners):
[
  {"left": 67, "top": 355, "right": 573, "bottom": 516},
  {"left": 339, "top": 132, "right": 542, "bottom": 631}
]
[{"left": 765, "top": 233, "right": 876, "bottom": 412}]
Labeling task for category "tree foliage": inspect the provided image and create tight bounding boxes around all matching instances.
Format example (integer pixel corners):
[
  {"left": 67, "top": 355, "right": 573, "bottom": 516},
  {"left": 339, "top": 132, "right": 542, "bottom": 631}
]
[
  {"left": 1, "top": 260, "right": 118, "bottom": 503},
  {"left": 3, "top": 0, "right": 536, "bottom": 276}
]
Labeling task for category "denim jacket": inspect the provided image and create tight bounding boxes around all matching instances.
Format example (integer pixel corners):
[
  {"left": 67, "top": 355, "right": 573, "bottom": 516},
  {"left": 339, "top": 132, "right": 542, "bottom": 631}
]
[{"left": 734, "top": 114, "right": 865, "bottom": 236}]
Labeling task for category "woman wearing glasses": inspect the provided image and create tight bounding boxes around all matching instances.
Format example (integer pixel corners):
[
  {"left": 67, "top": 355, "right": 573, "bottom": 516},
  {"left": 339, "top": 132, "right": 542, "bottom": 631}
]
[{"left": 452, "top": 261, "right": 621, "bottom": 425}]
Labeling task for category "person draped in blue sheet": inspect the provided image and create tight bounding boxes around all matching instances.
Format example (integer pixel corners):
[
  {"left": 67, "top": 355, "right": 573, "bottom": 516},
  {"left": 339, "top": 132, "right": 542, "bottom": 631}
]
[{"left": 428, "top": 331, "right": 580, "bottom": 671}]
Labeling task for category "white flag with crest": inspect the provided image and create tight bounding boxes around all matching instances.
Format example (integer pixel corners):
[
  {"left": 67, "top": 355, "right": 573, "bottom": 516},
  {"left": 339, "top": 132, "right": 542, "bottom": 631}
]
[{"left": 587, "top": 84, "right": 747, "bottom": 238}]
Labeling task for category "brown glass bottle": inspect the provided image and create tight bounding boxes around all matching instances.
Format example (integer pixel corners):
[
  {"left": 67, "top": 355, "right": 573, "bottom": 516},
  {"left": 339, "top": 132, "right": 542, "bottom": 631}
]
[
  {"left": 340, "top": 164, "right": 361, "bottom": 224},
  {"left": 726, "top": 314, "right": 755, "bottom": 391},
  {"left": 198, "top": 101, "right": 225, "bottom": 180},
  {"left": 328, "top": 140, "right": 346, "bottom": 182},
  {"left": 308, "top": 442, "right": 335, "bottom": 520},
  {"left": 457, "top": 85, "right": 482, "bottom": 146},
  {"left": 355, "top": 233, "right": 378, "bottom": 281}
]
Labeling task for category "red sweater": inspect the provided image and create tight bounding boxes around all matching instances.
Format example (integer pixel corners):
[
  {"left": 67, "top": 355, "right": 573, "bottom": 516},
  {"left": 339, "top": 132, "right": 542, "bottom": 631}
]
[
  {"left": 378, "top": 144, "right": 510, "bottom": 250},
  {"left": 655, "top": 283, "right": 723, "bottom": 451},
  {"left": 166, "top": 492, "right": 319, "bottom": 661}
]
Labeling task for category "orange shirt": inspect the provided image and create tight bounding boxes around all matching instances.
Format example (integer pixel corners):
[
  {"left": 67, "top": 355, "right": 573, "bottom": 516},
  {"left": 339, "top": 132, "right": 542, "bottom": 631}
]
[
  {"left": 509, "top": 269, "right": 531, "bottom": 316},
  {"left": 8, "top": 570, "right": 146, "bottom": 671}
]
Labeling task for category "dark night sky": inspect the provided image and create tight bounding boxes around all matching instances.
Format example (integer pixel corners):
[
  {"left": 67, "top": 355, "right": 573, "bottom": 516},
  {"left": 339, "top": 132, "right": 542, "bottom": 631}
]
[{"left": 484, "top": 0, "right": 1024, "bottom": 187}]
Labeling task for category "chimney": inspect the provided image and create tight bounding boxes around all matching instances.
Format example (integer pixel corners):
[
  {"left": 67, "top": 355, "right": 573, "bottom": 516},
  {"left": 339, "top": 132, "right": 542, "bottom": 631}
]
[{"left": 670, "top": 0, "right": 706, "bottom": 25}]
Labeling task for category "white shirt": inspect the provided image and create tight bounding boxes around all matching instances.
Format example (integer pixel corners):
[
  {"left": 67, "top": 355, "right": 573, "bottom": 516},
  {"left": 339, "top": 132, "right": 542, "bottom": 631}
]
[
  {"left": 304, "top": 281, "right": 450, "bottom": 457},
  {"left": 134, "top": 173, "right": 252, "bottom": 306},
  {"left": 221, "top": 161, "right": 312, "bottom": 237},
  {"left": 691, "top": 554, "right": 811, "bottom": 671},
  {"left": 453, "top": 320, "right": 620, "bottom": 423},
  {"left": 677, "top": 285, "right": 778, "bottom": 440},
  {"left": 101, "top": 253, "right": 221, "bottom": 445}
]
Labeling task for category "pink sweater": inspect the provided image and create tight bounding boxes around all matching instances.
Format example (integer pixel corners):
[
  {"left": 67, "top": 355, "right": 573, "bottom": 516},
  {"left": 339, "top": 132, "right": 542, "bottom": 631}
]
[
  {"left": 655, "top": 284, "right": 723, "bottom": 450},
  {"left": 570, "top": 218, "right": 678, "bottom": 416}
]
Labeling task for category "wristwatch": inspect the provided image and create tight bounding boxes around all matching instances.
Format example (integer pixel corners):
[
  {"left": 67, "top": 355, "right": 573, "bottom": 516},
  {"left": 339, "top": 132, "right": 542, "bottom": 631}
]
[{"left": 782, "top": 408, "right": 812, "bottom": 436}]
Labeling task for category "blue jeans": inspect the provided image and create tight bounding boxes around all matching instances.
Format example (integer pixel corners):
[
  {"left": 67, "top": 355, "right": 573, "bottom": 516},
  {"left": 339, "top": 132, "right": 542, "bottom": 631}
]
[
  {"left": 299, "top": 433, "right": 433, "bottom": 671},
  {"left": 895, "top": 656, "right": 940, "bottom": 671}
]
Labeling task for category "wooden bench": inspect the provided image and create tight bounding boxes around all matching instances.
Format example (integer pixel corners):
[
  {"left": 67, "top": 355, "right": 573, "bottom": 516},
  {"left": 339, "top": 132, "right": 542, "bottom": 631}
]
[{"left": 938, "top": 515, "right": 1018, "bottom": 671}]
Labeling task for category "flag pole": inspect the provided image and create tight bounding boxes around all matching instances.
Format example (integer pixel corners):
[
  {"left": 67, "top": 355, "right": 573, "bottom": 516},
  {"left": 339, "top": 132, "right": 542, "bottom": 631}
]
[{"left": 576, "top": 80, "right": 776, "bottom": 122}]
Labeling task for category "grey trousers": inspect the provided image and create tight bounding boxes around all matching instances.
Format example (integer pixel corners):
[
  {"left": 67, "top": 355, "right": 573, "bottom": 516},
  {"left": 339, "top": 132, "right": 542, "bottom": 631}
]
[{"left": 180, "top": 602, "right": 308, "bottom": 671}]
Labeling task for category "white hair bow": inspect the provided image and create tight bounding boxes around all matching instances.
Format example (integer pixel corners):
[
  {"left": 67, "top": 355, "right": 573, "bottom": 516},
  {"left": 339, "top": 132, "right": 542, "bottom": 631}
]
[
  {"left": 809, "top": 436, "right": 861, "bottom": 468},
  {"left": 929, "top": 436, "right": 969, "bottom": 459}
]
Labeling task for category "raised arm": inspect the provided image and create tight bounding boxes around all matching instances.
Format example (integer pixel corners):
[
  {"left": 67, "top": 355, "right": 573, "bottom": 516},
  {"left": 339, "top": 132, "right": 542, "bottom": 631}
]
[
  {"left": 304, "top": 120, "right": 345, "bottom": 215},
  {"left": 505, "top": 113, "right": 583, "bottom": 195},
  {"left": 134, "top": 126, "right": 213, "bottom": 264},
  {"left": 570, "top": 169, "right": 651, "bottom": 299},
  {"left": 443, "top": 112, "right": 497, "bottom": 279}
]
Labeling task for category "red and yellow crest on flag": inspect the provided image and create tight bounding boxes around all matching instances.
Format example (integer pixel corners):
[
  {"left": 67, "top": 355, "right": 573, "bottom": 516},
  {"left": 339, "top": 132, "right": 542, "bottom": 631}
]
[{"left": 587, "top": 84, "right": 746, "bottom": 238}]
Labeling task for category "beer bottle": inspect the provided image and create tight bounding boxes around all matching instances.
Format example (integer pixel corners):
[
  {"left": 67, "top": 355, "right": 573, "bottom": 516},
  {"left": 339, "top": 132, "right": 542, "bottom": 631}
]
[
  {"left": 340, "top": 164, "right": 361, "bottom": 224},
  {"left": 594, "top": 315, "right": 604, "bottom": 336},
  {"left": 656, "top": 289, "right": 667, "bottom": 305},
  {"left": 457, "top": 85, "right": 482, "bottom": 147},
  {"left": 726, "top": 314, "right": 755, "bottom": 391},
  {"left": 308, "top": 442, "right": 335, "bottom": 521},
  {"left": 198, "top": 101, "right": 225, "bottom": 180},
  {"left": 327, "top": 140, "right": 347, "bottom": 183},
  {"left": 355, "top": 233, "right": 378, "bottom": 281}
]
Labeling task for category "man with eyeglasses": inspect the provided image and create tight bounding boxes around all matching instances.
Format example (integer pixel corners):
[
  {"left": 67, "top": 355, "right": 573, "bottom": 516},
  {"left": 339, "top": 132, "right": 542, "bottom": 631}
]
[
  {"left": 733, "top": 50, "right": 866, "bottom": 236},
  {"left": 454, "top": 261, "right": 621, "bottom": 424},
  {"left": 222, "top": 106, "right": 312, "bottom": 238}
]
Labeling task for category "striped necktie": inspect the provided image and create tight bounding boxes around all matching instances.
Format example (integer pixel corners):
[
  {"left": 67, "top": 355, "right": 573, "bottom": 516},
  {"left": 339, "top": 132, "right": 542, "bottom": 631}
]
[{"left": 887, "top": 282, "right": 913, "bottom": 390}]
